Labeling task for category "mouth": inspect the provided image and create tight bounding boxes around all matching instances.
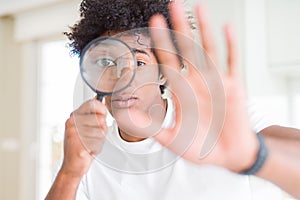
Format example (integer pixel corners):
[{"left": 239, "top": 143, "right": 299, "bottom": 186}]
[{"left": 111, "top": 95, "right": 138, "bottom": 108}]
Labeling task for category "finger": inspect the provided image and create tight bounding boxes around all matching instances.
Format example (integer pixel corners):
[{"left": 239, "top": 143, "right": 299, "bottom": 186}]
[
  {"left": 195, "top": 4, "right": 218, "bottom": 67},
  {"left": 83, "top": 139, "right": 105, "bottom": 156},
  {"left": 76, "top": 122, "right": 108, "bottom": 135},
  {"left": 65, "top": 114, "right": 108, "bottom": 137},
  {"left": 65, "top": 125, "right": 107, "bottom": 155},
  {"left": 168, "top": 2, "right": 199, "bottom": 71},
  {"left": 79, "top": 131, "right": 106, "bottom": 155},
  {"left": 149, "top": 14, "right": 182, "bottom": 81},
  {"left": 149, "top": 15, "right": 196, "bottom": 98},
  {"left": 224, "top": 24, "right": 238, "bottom": 76},
  {"left": 72, "top": 114, "right": 107, "bottom": 129},
  {"left": 169, "top": 2, "right": 193, "bottom": 38},
  {"left": 77, "top": 126, "right": 107, "bottom": 140},
  {"left": 75, "top": 99, "right": 107, "bottom": 115}
]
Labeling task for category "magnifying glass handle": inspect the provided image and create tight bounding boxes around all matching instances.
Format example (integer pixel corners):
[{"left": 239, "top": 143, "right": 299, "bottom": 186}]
[{"left": 97, "top": 94, "right": 104, "bottom": 102}]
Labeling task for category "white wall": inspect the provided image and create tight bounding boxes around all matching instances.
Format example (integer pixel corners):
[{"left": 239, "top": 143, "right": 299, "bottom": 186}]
[
  {"left": 187, "top": 0, "right": 300, "bottom": 127},
  {"left": 0, "top": 0, "right": 70, "bottom": 16},
  {"left": 0, "top": 16, "right": 21, "bottom": 200},
  {"left": 14, "top": 0, "right": 81, "bottom": 41}
]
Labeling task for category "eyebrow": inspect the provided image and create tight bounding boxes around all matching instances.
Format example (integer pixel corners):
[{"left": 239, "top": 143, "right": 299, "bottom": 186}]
[{"left": 132, "top": 48, "right": 150, "bottom": 57}]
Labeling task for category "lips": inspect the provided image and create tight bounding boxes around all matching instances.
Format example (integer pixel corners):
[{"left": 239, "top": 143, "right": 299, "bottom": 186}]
[{"left": 111, "top": 95, "right": 138, "bottom": 108}]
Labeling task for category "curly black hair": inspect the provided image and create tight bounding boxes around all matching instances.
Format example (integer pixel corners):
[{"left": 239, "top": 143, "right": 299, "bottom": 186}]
[{"left": 65, "top": 0, "right": 173, "bottom": 56}]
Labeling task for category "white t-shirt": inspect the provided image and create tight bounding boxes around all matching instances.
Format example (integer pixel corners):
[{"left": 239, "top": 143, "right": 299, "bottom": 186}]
[{"left": 75, "top": 98, "right": 284, "bottom": 200}]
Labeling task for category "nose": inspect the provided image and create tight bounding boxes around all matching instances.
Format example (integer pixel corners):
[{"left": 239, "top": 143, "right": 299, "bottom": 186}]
[
  {"left": 116, "top": 57, "right": 135, "bottom": 78},
  {"left": 114, "top": 59, "right": 135, "bottom": 91}
]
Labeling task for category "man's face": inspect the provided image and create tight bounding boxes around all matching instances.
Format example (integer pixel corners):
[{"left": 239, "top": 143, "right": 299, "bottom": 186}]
[{"left": 104, "top": 33, "right": 163, "bottom": 120}]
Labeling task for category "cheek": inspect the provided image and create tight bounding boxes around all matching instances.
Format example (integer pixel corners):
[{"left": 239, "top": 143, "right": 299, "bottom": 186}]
[
  {"left": 136, "top": 84, "right": 161, "bottom": 103},
  {"left": 136, "top": 64, "right": 160, "bottom": 82}
]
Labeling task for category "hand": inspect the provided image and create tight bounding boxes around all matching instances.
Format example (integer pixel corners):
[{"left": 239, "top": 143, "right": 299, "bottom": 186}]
[
  {"left": 149, "top": 2, "right": 259, "bottom": 173},
  {"left": 60, "top": 98, "right": 108, "bottom": 177}
]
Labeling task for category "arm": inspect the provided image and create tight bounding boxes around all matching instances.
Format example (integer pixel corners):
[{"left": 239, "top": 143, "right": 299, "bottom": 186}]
[
  {"left": 45, "top": 99, "right": 107, "bottom": 200},
  {"left": 259, "top": 126, "right": 300, "bottom": 198},
  {"left": 262, "top": 125, "right": 300, "bottom": 141},
  {"left": 45, "top": 170, "right": 83, "bottom": 200}
]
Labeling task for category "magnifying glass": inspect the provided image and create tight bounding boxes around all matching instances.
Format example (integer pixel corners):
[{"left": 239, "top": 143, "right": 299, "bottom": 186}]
[{"left": 80, "top": 36, "right": 137, "bottom": 101}]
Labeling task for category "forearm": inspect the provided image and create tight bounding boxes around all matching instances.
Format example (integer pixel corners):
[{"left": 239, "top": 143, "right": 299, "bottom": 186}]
[
  {"left": 261, "top": 125, "right": 300, "bottom": 140},
  {"left": 256, "top": 140, "right": 300, "bottom": 199},
  {"left": 257, "top": 126, "right": 300, "bottom": 198},
  {"left": 45, "top": 170, "right": 82, "bottom": 200}
]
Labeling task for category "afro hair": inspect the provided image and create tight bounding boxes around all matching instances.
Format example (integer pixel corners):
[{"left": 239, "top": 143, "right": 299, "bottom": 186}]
[{"left": 65, "top": 0, "right": 173, "bottom": 56}]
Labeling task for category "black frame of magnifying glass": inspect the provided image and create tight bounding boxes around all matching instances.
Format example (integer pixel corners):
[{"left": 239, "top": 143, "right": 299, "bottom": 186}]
[{"left": 79, "top": 36, "right": 137, "bottom": 101}]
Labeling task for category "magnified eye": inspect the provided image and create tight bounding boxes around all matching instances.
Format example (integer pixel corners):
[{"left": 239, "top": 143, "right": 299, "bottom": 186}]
[
  {"left": 96, "top": 58, "right": 116, "bottom": 68},
  {"left": 137, "top": 61, "right": 146, "bottom": 67}
]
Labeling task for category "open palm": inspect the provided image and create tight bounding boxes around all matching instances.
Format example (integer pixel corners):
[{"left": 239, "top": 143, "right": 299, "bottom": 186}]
[{"left": 149, "top": 3, "right": 259, "bottom": 173}]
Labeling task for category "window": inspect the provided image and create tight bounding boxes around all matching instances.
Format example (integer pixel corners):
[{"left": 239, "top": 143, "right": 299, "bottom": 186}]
[{"left": 38, "top": 40, "right": 79, "bottom": 199}]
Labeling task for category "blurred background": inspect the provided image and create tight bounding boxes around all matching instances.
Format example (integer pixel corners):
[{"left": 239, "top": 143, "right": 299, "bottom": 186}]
[{"left": 0, "top": 0, "right": 299, "bottom": 199}]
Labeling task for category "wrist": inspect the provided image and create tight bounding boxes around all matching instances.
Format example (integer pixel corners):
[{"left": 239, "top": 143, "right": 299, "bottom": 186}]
[
  {"left": 239, "top": 132, "right": 259, "bottom": 172},
  {"left": 58, "top": 167, "right": 85, "bottom": 182},
  {"left": 60, "top": 152, "right": 93, "bottom": 178},
  {"left": 241, "top": 133, "right": 269, "bottom": 175},
  {"left": 45, "top": 168, "right": 82, "bottom": 200}
]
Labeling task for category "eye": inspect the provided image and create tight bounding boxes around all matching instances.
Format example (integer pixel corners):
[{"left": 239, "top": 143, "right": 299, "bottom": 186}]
[
  {"left": 96, "top": 58, "right": 116, "bottom": 68},
  {"left": 137, "top": 61, "right": 146, "bottom": 67}
]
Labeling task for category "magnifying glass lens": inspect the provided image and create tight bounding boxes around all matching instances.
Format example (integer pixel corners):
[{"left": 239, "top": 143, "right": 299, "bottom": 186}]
[{"left": 80, "top": 37, "right": 136, "bottom": 95}]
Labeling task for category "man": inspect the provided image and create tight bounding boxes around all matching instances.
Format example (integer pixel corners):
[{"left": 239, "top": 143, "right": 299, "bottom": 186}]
[{"left": 46, "top": 0, "right": 300, "bottom": 199}]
